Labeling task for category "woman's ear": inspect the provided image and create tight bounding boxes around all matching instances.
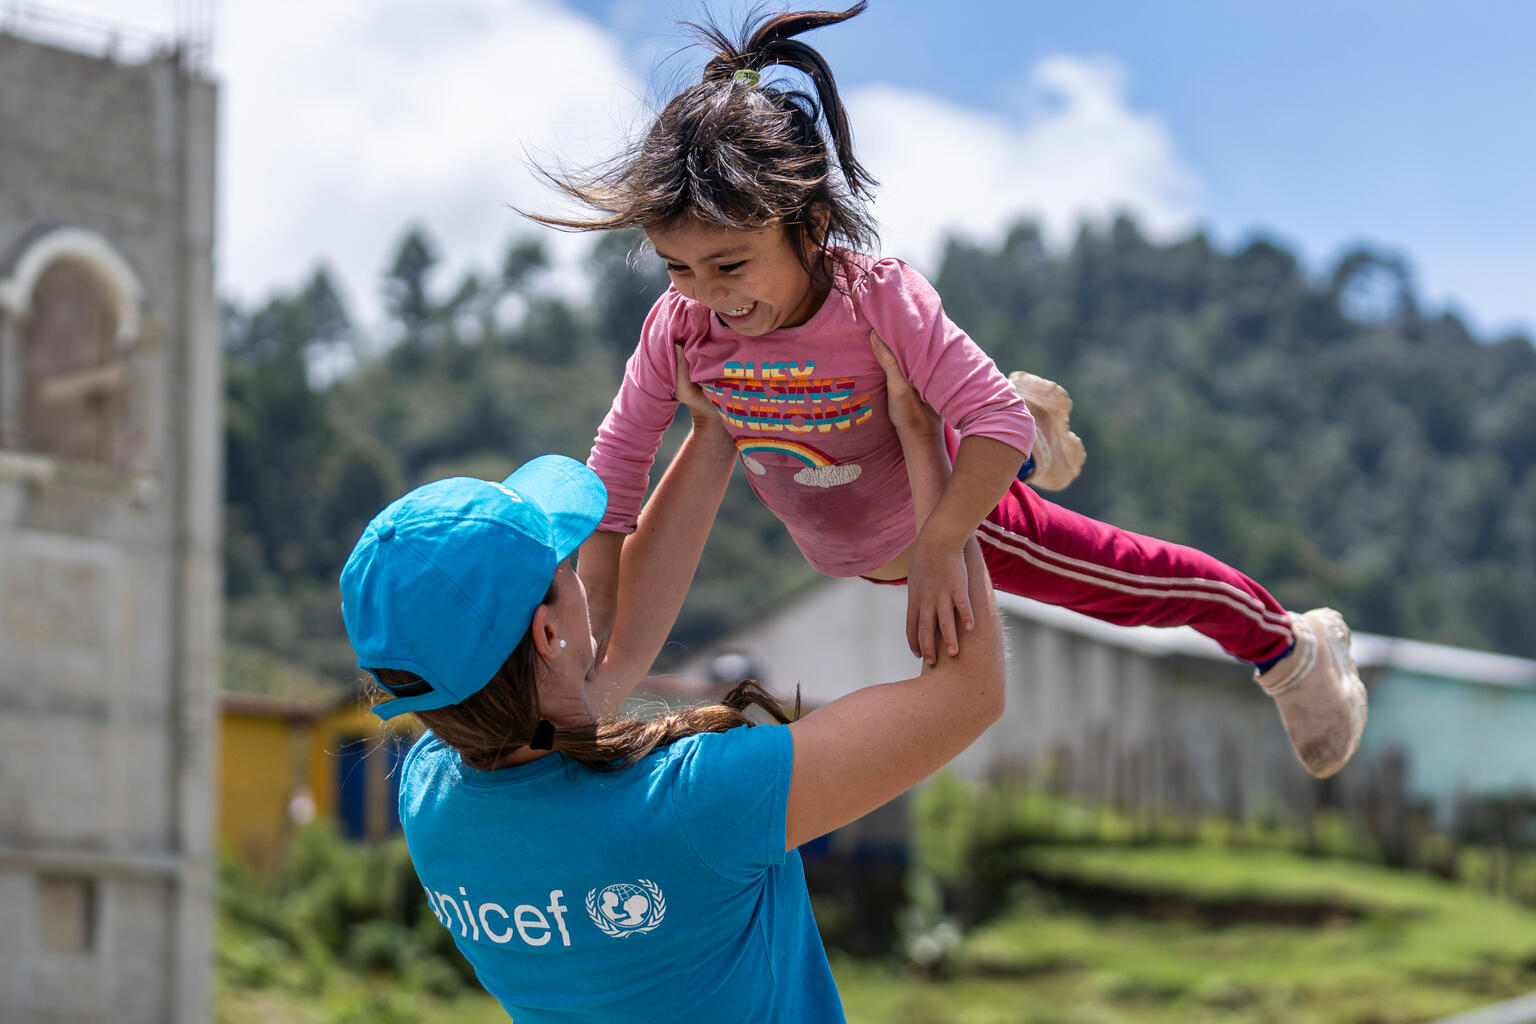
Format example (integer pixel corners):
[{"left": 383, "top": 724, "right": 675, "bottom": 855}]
[{"left": 529, "top": 604, "right": 562, "bottom": 661}]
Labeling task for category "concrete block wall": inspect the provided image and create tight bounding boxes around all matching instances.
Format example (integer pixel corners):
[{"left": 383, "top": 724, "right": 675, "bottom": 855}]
[{"left": 0, "top": 30, "right": 219, "bottom": 1024}]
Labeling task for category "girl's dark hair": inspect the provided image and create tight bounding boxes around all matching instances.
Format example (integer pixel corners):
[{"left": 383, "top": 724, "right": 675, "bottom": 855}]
[
  {"left": 526, "top": 3, "right": 878, "bottom": 281},
  {"left": 371, "top": 636, "right": 797, "bottom": 773}
]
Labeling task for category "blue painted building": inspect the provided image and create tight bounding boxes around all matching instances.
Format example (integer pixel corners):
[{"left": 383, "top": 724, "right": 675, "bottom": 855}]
[{"left": 1348, "top": 636, "right": 1536, "bottom": 823}]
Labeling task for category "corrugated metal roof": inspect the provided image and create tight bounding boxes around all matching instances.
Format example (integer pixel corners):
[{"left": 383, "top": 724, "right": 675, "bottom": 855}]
[{"left": 994, "top": 593, "right": 1536, "bottom": 689}]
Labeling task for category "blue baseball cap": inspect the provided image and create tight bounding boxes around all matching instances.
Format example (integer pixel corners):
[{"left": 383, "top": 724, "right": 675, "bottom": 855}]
[{"left": 340, "top": 455, "right": 607, "bottom": 721}]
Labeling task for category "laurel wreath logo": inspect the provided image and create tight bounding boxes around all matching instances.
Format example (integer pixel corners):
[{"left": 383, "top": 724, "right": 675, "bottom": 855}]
[{"left": 585, "top": 879, "right": 666, "bottom": 938}]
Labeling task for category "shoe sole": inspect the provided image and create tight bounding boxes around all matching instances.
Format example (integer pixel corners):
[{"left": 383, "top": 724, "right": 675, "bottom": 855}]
[
  {"left": 1008, "top": 371, "right": 1086, "bottom": 491},
  {"left": 1304, "top": 608, "right": 1369, "bottom": 779}
]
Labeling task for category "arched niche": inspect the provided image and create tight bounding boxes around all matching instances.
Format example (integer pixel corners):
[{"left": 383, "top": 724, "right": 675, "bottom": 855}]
[{"left": 0, "top": 226, "right": 144, "bottom": 466}]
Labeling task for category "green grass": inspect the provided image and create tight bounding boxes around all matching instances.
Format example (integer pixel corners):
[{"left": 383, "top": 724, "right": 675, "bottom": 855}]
[
  {"left": 218, "top": 842, "right": 1536, "bottom": 1024},
  {"left": 219, "top": 983, "right": 507, "bottom": 1024},
  {"left": 834, "top": 844, "right": 1536, "bottom": 1024}
]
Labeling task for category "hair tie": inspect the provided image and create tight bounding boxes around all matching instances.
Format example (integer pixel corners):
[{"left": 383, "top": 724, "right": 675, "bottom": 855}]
[
  {"left": 530, "top": 719, "right": 556, "bottom": 750},
  {"left": 732, "top": 68, "right": 761, "bottom": 87}
]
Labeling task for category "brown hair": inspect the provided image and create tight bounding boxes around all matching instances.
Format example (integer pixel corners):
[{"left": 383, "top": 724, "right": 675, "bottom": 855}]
[
  {"left": 371, "top": 642, "right": 796, "bottom": 773},
  {"left": 525, "top": 4, "right": 878, "bottom": 282}
]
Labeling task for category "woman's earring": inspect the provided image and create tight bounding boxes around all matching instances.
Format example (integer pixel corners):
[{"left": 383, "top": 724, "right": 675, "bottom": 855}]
[{"left": 558, "top": 639, "right": 567, "bottom": 649}]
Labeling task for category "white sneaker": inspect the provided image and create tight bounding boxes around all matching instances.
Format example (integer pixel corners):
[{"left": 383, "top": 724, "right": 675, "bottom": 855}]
[
  {"left": 1008, "top": 371, "right": 1086, "bottom": 491},
  {"left": 1256, "top": 609, "right": 1368, "bottom": 779}
]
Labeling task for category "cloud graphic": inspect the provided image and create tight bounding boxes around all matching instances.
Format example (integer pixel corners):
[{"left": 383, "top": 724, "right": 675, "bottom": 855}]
[
  {"left": 793, "top": 464, "right": 862, "bottom": 488},
  {"left": 741, "top": 455, "right": 766, "bottom": 476}
]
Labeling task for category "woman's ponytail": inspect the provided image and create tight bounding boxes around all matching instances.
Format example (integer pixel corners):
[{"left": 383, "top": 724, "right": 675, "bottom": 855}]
[
  {"left": 543, "top": 679, "right": 798, "bottom": 771},
  {"left": 375, "top": 649, "right": 799, "bottom": 773}
]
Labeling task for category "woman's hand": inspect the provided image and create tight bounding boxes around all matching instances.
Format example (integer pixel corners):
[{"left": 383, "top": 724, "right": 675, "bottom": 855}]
[
  {"left": 871, "top": 331, "right": 939, "bottom": 441},
  {"left": 675, "top": 344, "right": 721, "bottom": 426},
  {"left": 589, "top": 348, "right": 736, "bottom": 713}
]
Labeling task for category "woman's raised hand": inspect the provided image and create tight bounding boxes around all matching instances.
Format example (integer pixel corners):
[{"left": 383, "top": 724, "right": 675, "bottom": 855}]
[
  {"left": 675, "top": 344, "right": 721, "bottom": 425},
  {"left": 871, "top": 331, "right": 938, "bottom": 440}
]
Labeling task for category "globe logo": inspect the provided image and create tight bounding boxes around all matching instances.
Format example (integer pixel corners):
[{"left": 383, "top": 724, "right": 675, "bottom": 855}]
[{"left": 585, "top": 879, "right": 666, "bottom": 937}]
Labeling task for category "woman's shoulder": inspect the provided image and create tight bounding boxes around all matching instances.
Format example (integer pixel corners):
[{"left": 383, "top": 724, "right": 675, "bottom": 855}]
[
  {"left": 656, "top": 723, "right": 792, "bottom": 783},
  {"left": 656, "top": 724, "right": 794, "bottom": 872},
  {"left": 399, "top": 730, "right": 466, "bottom": 785},
  {"left": 403, "top": 728, "right": 446, "bottom": 767}
]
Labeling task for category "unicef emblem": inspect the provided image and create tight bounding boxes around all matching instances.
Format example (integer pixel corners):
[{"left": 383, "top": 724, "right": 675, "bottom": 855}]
[{"left": 585, "top": 879, "right": 666, "bottom": 937}]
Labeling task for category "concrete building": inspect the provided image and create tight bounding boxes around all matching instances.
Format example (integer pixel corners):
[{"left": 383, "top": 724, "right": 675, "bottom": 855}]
[
  {"left": 0, "top": 18, "right": 219, "bottom": 1024},
  {"left": 674, "top": 578, "right": 1536, "bottom": 830}
]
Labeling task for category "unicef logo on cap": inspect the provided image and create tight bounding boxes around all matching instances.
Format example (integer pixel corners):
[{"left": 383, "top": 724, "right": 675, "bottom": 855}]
[{"left": 585, "top": 879, "right": 666, "bottom": 937}]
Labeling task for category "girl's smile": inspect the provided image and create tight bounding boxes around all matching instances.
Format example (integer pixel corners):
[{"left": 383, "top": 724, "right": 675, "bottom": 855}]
[{"left": 646, "top": 219, "right": 829, "bottom": 336}]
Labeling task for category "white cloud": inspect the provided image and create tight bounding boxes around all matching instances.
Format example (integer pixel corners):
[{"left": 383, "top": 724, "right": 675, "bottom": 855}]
[
  {"left": 33, "top": 0, "right": 644, "bottom": 324},
  {"left": 848, "top": 55, "right": 1201, "bottom": 272},
  {"left": 218, "top": 0, "right": 648, "bottom": 325},
  {"left": 40, "top": 5, "right": 1203, "bottom": 328}
]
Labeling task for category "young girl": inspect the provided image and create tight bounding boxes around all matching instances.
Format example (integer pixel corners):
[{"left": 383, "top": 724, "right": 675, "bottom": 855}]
[{"left": 530, "top": 4, "right": 1365, "bottom": 780}]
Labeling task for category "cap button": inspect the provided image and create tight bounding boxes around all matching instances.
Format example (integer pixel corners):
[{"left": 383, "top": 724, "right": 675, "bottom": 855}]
[{"left": 377, "top": 521, "right": 397, "bottom": 541}]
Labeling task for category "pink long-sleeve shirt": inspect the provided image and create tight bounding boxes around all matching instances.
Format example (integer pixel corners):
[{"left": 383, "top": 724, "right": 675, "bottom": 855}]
[{"left": 587, "top": 253, "right": 1036, "bottom": 578}]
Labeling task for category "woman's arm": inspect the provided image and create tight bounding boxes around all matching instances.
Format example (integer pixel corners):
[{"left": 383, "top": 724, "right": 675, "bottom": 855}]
[
  {"left": 859, "top": 260, "right": 1030, "bottom": 665},
  {"left": 581, "top": 293, "right": 698, "bottom": 650},
  {"left": 587, "top": 347, "right": 735, "bottom": 715},
  {"left": 783, "top": 334, "right": 1006, "bottom": 851},
  {"left": 577, "top": 529, "right": 625, "bottom": 657}
]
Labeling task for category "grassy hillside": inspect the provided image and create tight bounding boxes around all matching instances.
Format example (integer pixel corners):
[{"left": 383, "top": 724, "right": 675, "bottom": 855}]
[{"left": 218, "top": 832, "right": 1536, "bottom": 1024}]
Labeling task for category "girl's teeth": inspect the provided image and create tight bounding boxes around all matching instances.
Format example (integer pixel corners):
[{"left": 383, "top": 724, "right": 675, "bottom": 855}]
[{"left": 727, "top": 304, "right": 752, "bottom": 316}]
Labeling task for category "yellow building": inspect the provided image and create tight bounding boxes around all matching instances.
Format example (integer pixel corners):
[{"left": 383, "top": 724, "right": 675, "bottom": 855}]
[{"left": 219, "top": 688, "right": 417, "bottom": 872}]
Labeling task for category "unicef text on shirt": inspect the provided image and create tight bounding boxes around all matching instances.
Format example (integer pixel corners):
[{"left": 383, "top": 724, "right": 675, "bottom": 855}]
[{"left": 425, "top": 884, "right": 573, "bottom": 947}]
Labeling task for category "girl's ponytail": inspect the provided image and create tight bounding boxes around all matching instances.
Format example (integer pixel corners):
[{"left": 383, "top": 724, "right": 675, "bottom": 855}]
[{"left": 696, "top": 4, "right": 876, "bottom": 201}]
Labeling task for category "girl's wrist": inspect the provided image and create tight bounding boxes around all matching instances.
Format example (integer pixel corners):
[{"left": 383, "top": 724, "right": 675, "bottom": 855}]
[{"left": 917, "top": 514, "right": 971, "bottom": 553}]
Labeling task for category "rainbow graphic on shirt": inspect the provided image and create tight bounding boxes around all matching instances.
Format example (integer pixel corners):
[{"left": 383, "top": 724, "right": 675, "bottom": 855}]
[
  {"left": 734, "top": 438, "right": 832, "bottom": 468},
  {"left": 733, "top": 438, "right": 862, "bottom": 489}
]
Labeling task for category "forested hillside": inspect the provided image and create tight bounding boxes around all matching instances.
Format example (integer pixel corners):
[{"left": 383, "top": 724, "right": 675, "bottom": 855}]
[{"left": 223, "top": 218, "right": 1536, "bottom": 684}]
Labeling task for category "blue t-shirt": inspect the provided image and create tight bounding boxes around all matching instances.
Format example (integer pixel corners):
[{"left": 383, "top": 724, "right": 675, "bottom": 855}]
[{"left": 398, "top": 722, "right": 845, "bottom": 1023}]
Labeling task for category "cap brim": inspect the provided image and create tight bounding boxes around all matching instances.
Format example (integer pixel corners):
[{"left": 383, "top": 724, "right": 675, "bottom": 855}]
[{"left": 503, "top": 455, "right": 607, "bottom": 562}]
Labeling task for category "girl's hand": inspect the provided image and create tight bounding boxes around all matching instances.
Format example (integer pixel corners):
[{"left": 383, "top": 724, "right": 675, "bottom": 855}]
[
  {"left": 905, "top": 537, "right": 973, "bottom": 665},
  {"left": 870, "top": 332, "right": 972, "bottom": 665}
]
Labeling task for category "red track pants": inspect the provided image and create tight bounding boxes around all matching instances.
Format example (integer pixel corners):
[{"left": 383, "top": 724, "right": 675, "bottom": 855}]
[{"left": 871, "top": 477, "right": 1295, "bottom": 664}]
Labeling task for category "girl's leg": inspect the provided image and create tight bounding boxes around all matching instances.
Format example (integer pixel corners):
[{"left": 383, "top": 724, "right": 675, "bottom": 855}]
[
  {"left": 975, "top": 475, "right": 1366, "bottom": 781},
  {"left": 978, "top": 478, "right": 1293, "bottom": 664}
]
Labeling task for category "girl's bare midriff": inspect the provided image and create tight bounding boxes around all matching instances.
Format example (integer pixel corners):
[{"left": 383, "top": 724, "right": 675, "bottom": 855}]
[{"left": 863, "top": 540, "right": 914, "bottom": 581}]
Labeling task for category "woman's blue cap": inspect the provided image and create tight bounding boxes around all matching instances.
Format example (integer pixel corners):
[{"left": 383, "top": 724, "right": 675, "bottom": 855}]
[{"left": 340, "top": 455, "right": 607, "bottom": 721}]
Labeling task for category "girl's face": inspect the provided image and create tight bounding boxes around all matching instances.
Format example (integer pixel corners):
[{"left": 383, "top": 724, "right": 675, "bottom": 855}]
[{"left": 646, "top": 219, "right": 828, "bottom": 336}]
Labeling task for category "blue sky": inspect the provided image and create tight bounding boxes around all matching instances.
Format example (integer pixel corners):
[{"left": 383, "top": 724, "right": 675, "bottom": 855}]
[
  {"left": 580, "top": 0, "right": 1536, "bottom": 339},
  {"left": 67, "top": 0, "right": 1536, "bottom": 339}
]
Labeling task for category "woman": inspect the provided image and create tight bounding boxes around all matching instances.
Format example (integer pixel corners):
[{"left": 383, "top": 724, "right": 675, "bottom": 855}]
[{"left": 339, "top": 339, "right": 1004, "bottom": 1022}]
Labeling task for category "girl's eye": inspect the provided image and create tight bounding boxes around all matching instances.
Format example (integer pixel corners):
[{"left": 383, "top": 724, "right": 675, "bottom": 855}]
[
  {"left": 664, "top": 263, "right": 690, "bottom": 274},
  {"left": 719, "top": 262, "right": 746, "bottom": 273}
]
